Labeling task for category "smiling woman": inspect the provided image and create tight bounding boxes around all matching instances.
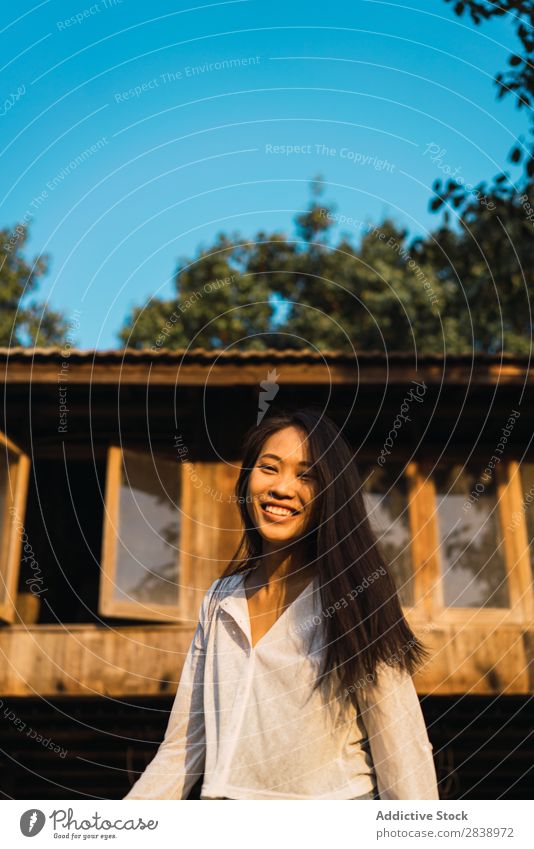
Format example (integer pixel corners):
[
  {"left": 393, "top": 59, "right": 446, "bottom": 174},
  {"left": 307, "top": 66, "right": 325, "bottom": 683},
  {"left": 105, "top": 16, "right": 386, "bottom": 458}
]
[
  {"left": 123, "top": 407, "right": 439, "bottom": 801},
  {"left": 242, "top": 425, "right": 321, "bottom": 650}
]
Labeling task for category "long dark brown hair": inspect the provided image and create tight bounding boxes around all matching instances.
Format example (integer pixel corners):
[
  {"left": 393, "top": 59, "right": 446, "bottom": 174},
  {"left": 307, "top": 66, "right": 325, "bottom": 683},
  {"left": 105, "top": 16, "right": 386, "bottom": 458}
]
[{"left": 209, "top": 405, "right": 430, "bottom": 711}]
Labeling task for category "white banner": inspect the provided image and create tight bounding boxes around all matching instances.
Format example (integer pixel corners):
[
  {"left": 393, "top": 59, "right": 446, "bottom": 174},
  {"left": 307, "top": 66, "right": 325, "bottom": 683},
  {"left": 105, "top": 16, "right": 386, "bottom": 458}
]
[{"left": 3, "top": 800, "right": 531, "bottom": 848}]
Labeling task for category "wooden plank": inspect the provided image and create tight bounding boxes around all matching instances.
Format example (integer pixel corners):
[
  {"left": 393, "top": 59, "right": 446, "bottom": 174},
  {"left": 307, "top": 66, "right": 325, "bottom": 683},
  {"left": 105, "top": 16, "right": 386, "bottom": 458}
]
[
  {"left": 179, "top": 460, "right": 243, "bottom": 622},
  {"left": 98, "top": 446, "right": 122, "bottom": 619},
  {"left": 0, "top": 436, "right": 31, "bottom": 624},
  {"left": 405, "top": 462, "right": 442, "bottom": 619},
  {"left": 0, "top": 625, "right": 194, "bottom": 697},
  {"left": 499, "top": 460, "right": 534, "bottom": 623},
  {"left": 443, "top": 625, "right": 529, "bottom": 695},
  {"left": 409, "top": 622, "right": 451, "bottom": 694}
]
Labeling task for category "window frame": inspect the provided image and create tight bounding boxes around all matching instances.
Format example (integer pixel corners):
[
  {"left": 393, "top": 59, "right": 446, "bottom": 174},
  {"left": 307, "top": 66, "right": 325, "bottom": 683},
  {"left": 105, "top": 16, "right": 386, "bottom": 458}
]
[
  {"left": 358, "top": 459, "right": 426, "bottom": 620},
  {"left": 0, "top": 430, "right": 31, "bottom": 624},
  {"left": 505, "top": 459, "right": 534, "bottom": 623},
  {"left": 414, "top": 459, "right": 532, "bottom": 625},
  {"left": 99, "top": 445, "right": 184, "bottom": 622}
]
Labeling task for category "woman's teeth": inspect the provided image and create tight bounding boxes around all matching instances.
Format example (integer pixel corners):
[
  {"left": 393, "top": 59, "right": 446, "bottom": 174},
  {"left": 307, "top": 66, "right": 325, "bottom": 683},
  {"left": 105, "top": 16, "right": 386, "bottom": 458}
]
[{"left": 263, "top": 504, "right": 294, "bottom": 516}]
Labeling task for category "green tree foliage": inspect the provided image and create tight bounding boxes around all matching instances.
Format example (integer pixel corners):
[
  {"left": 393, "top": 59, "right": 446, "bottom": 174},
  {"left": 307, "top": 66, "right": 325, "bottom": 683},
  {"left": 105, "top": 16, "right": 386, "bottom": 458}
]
[
  {"left": 0, "top": 224, "right": 67, "bottom": 346},
  {"left": 119, "top": 176, "right": 526, "bottom": 355},
  {"left": 425, "top": 0, "right": 534, "bottom": 353},
  {"left": 416, "top": 194, "right": 533, "bottom": 353}
]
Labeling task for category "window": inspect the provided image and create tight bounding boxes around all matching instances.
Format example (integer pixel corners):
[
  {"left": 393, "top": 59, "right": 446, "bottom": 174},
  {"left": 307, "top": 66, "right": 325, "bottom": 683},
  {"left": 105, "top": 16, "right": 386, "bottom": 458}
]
[
  {"left": 433, "top": 465, "right": 509, "bottom": 608},
  {"left": 359, "top": 464, "right": 415, "bottom": 607},
  {"left": 99, "top": 447, "right": 182, "bottom": 621},
  {"left": 0, "top": 431, "right": 31, "bottom": 623},
  {"left": 517, "top": 463, "right": 534, "bottom": 571}
]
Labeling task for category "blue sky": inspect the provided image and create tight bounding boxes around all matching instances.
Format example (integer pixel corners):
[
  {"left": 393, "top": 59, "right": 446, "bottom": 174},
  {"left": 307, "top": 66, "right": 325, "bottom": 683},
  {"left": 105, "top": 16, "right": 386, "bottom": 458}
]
[{"left": 1, "top": 0, "right": 528, "bottom": 348}]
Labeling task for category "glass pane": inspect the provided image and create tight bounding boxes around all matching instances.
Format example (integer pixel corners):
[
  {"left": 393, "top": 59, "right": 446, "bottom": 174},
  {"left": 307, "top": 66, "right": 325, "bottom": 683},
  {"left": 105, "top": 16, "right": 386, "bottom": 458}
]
[
  {"left": 518, "top": 463, "right": 534, "bottom": 572},
  {"left": 359, "top": 464, "right": 415, "bottom": 606},
  {"left": 434, "top": 465, "right": 509, "bottom": 607},
  {"left": 114, "top": 450, "right": 181, "bottom": 607}
]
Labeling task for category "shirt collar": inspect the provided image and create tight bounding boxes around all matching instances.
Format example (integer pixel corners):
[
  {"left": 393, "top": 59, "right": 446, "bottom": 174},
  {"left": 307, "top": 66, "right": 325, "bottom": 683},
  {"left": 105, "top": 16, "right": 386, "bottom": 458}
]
[{"left": 217, "top": 572, "right": 320, "bottom": 647}]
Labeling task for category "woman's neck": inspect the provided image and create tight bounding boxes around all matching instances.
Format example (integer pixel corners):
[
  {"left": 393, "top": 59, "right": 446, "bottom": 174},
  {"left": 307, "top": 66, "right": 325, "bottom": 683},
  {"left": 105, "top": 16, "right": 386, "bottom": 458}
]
[{"left": 249, "top": 543, "right": 316, "bottom": 590}]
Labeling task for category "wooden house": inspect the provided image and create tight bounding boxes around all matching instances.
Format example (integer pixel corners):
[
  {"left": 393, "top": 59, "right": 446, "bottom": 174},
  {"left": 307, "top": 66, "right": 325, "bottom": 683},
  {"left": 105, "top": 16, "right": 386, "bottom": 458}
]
[{"left": 0, "top": 347, "right": 532, "bottom": 799}]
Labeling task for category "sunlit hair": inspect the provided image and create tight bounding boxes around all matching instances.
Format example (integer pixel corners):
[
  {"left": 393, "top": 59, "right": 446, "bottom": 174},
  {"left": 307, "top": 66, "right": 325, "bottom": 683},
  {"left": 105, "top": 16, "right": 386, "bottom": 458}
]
[{"left": 209, "top": 405, "right": 430, "bottom": 711}]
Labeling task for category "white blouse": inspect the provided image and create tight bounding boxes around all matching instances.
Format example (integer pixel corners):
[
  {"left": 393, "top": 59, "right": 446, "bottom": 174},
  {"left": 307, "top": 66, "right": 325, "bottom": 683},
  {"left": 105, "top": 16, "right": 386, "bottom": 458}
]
[{"left": 123, "top": 571, "right": 440, "bottom": 800}]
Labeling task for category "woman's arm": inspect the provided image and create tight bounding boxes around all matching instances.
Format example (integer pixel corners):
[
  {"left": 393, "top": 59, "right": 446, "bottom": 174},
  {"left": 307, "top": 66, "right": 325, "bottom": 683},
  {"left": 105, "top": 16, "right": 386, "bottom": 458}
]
[
  {"left": 123, "top": 589, "right": 212, "bottom": 800},
  {"left": 357, "top": 660, "right": 440, "bottom": 800}
]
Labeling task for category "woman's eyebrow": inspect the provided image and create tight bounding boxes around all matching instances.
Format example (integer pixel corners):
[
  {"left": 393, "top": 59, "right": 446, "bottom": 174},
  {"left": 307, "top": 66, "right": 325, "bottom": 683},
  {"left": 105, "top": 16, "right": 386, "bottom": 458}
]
[{"left": 258, "top": 453, "right": 313, "bottom": 467}]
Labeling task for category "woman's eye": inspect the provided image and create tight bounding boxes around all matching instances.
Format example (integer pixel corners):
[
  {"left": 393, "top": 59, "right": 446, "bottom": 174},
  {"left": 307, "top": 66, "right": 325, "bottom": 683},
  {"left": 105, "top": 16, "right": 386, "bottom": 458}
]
[{"left": 257, "top": 464, "right": 315, "bottom": 481}]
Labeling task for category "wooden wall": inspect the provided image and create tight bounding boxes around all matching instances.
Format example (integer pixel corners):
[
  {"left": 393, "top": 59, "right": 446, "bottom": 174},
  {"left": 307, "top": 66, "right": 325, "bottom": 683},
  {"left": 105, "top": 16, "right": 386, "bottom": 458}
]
[{"left": 0, "top": 620, "right": 531, "bottom": 697}]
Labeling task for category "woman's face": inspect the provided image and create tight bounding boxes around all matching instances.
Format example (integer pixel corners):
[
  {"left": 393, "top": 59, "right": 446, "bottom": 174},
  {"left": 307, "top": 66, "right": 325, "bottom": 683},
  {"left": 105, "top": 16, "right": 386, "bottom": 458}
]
[{"left": 246, "top": 426, "right": 318, "bottom": 548}]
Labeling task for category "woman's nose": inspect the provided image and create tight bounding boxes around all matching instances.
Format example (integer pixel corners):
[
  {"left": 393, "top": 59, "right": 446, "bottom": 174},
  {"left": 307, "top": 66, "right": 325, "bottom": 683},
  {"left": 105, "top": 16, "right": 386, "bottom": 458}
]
[{"left": 268, "top": 477, "right": 298, "bottom": 497}]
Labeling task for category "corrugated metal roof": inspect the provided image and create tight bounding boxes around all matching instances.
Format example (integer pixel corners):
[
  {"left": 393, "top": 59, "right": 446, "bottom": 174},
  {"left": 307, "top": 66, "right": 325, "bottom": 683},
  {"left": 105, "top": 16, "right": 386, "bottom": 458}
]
[{"left": 0, "top": 346, "right": 530, "bottom": 363}]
